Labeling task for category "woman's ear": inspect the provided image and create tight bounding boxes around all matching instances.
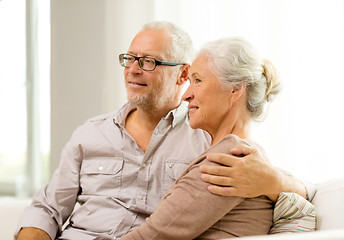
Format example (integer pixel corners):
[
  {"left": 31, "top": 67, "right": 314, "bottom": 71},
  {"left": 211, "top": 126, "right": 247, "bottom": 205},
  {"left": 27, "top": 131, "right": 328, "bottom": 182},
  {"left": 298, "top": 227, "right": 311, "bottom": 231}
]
[
  {"left": 177, "top": 64, "right": 190, "bottom": 85},
  {"left": 230, "top": 84, "right": 246, "bottom": 104}
]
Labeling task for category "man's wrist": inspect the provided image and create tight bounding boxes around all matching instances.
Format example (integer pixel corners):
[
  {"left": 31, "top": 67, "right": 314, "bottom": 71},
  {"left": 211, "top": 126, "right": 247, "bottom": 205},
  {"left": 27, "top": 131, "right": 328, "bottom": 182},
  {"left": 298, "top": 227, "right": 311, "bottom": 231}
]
[
  {"left": 265, "top": 168, "right": 283, "bottom": 202},
  {"left": 266, "top": 169, "right": 308, "bottom": 202}
]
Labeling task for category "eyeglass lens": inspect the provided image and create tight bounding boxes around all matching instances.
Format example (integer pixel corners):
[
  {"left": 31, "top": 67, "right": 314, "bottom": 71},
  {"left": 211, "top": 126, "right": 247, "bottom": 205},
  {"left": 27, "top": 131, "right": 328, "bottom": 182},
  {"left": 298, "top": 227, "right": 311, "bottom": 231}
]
[{"left": 120, "top": 54, "right": 156, "bottom": 71}]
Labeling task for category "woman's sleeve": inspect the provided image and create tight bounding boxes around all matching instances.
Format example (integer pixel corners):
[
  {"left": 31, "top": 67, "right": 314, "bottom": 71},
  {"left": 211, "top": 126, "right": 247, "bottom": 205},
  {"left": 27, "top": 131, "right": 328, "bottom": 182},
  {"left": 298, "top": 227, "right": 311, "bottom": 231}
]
[{"left": 120, "top": 140, "right": 244, "bottom": 240}]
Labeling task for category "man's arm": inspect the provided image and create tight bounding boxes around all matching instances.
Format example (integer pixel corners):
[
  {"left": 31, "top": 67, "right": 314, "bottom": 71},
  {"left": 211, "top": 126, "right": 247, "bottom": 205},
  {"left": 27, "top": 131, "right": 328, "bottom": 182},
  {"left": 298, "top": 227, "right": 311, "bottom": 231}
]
[
  {"left": 200, "top": 144, "right": 308, "bottom": 202},
  {"left": 17, "top": 227, "right": 51, "bottom": 240},
  {"left": 15, "top": 132, "right": 83, "bottom": 239}
]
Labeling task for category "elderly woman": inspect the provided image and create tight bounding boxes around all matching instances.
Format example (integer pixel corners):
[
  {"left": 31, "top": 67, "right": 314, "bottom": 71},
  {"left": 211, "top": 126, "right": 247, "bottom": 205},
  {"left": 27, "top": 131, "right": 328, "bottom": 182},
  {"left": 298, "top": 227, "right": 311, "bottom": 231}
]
[{"left": 119, "top": 37, "right": 281, "bottom": 240}]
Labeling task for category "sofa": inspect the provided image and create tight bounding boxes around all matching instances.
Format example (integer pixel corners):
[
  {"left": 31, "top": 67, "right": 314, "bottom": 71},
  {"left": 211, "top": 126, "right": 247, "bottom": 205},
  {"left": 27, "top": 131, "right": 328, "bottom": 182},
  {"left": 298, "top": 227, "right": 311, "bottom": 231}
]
[
  {"left": 238, "top": 176, "right": 344, "bottom": 239},
  {"left": 2, "top": 177, "right": 344, "bottom": 240},
  {"left": 0, "top": 197, "right": 31, "bottom": 240}
]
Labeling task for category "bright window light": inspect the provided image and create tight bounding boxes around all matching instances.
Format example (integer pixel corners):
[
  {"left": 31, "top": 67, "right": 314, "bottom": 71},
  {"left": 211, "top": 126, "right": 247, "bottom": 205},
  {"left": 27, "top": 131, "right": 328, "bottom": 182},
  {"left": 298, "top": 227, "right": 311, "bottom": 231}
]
[
  {"left": 0, "top": 0, "right": 50, "bottom": 197},
  {"left": 155, "top": 0, "right": 344, "bottom": 183}
]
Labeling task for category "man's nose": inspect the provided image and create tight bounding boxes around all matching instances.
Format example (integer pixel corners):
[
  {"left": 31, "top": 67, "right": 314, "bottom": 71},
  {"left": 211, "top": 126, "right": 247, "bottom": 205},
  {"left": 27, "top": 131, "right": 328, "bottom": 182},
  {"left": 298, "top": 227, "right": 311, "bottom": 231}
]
[
  {"left": 128, "top": 60, "right": 143, "bottom": 73},
  {"left": 182, "top": 87, "right": 193, "bottom": 101}
]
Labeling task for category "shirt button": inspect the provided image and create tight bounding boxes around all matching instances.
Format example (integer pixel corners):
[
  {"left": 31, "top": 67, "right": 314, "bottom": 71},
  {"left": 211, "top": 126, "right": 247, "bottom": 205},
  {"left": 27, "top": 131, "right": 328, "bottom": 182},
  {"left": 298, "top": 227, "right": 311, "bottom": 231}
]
[
  {"left": 98, "top": 166, "right": 104, "bottom": 171},
  {"left": 138, "top": 195, "right": 143, "bottom": 200},
  {"left": 142, "top": 163, "right": 147, "bottom": 168},
  {"left": 169, "top": 163, "right": 173, "bottom": 168}
]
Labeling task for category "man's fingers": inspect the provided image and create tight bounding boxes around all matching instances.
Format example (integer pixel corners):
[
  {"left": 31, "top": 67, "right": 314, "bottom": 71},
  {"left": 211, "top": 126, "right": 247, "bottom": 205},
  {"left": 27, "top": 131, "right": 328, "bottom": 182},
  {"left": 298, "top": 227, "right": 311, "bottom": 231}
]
[
  {"left": 200, "top": 164, "right": 233, "bottom": 177},
  {"left": 201, "top": 173, "right": 233, "bottom": 186},
  {"left": 206, "top": 152, "right": 238, "bottom": 166},
  {"left": 206, "top": 145, "right": 254, "bottom": 167},
  {"left": 230, "top": 144, "right": 255, "bottom": 156},
  {"left": 207, "top": 185, "right": 239, "bottom": 197}
]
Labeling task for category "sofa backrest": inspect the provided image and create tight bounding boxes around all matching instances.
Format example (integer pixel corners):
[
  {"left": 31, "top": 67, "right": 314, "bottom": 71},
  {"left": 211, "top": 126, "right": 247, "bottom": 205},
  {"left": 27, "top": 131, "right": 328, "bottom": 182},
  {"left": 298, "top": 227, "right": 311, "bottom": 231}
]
[{"left": 312, "top": 177, "right": 344, "bottom": 230}]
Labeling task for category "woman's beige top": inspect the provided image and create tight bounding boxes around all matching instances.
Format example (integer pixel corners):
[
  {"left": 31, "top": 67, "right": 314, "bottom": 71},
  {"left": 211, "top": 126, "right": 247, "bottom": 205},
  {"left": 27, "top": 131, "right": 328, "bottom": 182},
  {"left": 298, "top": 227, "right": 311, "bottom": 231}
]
[{"left": 121, "top": 134, "right": 274, "bottom": 240}]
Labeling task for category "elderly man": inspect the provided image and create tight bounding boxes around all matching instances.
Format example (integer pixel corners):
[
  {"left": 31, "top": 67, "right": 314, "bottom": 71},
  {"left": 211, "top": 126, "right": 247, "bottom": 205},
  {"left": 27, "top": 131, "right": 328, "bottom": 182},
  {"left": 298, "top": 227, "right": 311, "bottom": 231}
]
[{"left": 16, "top": 21, "right": 311, "bottom": 240}]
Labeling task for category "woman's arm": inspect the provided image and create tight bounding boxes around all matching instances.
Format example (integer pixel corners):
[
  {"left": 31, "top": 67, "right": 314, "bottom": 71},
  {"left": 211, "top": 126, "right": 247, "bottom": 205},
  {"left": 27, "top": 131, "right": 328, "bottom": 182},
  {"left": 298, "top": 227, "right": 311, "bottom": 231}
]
[{"left": 120, "top": 154, "right": 244, "bottom": 240}]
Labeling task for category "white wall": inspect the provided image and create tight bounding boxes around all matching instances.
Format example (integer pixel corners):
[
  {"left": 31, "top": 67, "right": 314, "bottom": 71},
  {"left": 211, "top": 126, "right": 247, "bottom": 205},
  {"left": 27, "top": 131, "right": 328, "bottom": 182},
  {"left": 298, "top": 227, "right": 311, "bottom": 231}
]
[{"left": 50, "top": 0, "right": 154, "bottom": 172}]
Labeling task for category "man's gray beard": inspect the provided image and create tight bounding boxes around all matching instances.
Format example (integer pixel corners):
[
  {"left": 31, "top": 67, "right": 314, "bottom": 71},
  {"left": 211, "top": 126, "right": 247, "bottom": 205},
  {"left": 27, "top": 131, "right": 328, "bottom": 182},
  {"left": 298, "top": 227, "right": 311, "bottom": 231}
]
[
  {"left": 127, "top": 81, "right": 175, "bottom": 112},
  {"left": 128, "top": 93, "right": 162, "bottom": 111}
]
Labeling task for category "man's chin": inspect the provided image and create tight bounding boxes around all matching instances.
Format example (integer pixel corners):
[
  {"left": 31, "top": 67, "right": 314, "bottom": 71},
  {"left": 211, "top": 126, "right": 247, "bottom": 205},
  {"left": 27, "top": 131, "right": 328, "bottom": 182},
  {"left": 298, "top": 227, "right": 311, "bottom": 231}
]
[
  {"left": 128, "top": 95, "right": 145, "bottom": 104},
  {"left": 128, "top": 96, "right": 154, "bottom": 110}
]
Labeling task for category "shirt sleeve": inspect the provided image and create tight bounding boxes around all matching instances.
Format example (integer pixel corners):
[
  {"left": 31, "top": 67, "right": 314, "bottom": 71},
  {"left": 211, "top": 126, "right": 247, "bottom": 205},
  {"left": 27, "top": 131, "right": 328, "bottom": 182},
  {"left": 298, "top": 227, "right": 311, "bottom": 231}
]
[
  {"left": 120, "top": 140, "right": 244, "bottom": 240},
  {"left": 14, "top": 132, "right": 83, "bottom": 240},
  {"left": 299, "top": 178, "right": 317, "bottom": 201}
]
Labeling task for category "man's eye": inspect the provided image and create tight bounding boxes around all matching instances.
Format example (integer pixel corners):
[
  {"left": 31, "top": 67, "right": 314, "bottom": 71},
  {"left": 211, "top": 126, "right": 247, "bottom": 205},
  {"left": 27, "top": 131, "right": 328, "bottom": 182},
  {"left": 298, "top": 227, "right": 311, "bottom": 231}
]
[
  {"left": 144, "top": 59, "right": 154, "bottom": 64},
  {"left": 195, "top": 78, "right": 202, "bottom": 83}
]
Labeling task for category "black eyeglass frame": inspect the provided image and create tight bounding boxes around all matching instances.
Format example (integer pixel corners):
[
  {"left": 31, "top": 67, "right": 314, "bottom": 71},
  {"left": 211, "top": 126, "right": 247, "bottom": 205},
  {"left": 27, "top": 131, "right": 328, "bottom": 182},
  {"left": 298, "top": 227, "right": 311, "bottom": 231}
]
[{"left": 119, "top": 53, "right": 186, "bottom": 71}]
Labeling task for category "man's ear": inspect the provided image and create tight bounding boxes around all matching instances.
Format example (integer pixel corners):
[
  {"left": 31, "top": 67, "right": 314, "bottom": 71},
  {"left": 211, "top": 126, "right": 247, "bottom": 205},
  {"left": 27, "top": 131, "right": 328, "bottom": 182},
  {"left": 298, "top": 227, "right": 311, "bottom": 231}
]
[
  {"left": 177, "top": 64, "right": 190, "bottom": 85},
  {"left": 230, "top": 84, "right": 246, "bottom": 104}
]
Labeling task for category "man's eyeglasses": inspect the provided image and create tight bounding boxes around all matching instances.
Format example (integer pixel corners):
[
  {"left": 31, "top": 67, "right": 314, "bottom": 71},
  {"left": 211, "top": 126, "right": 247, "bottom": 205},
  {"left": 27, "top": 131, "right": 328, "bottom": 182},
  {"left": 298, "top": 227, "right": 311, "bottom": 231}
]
[{"left": 119, "top": 53, "right": 186, "bottom": 71}]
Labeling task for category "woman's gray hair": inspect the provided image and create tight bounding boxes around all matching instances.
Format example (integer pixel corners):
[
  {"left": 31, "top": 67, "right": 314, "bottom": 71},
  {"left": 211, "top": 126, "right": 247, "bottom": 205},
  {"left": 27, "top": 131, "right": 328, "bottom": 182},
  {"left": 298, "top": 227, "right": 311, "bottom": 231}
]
[
  {"left": 143, "top": 21, "right": 194, "bottom": 63},
  {"left": 198, "top": 37, "right": 281, "bottom": 120}
]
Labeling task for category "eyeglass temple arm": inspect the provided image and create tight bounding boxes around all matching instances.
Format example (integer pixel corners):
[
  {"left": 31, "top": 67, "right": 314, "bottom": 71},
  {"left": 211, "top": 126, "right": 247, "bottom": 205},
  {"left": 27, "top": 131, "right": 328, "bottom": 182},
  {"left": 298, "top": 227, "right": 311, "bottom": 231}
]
[{"left": 156, "top": 60, "right": 187, "bottom": 66}]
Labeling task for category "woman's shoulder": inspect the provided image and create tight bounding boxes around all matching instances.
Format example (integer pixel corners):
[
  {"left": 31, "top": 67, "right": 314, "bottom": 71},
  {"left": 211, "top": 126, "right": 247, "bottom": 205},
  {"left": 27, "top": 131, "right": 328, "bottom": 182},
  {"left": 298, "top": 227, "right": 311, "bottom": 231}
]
[{"left": 207, "top": 134, "right": 249, "bottom": 155}]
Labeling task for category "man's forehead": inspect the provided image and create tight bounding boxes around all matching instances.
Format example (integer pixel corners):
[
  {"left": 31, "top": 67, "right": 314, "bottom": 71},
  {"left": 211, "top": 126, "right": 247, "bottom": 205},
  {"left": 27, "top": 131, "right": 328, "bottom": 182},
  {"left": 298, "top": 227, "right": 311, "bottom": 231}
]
[{"left": 128, "top": 29, "right": 170, "bottom": 59}]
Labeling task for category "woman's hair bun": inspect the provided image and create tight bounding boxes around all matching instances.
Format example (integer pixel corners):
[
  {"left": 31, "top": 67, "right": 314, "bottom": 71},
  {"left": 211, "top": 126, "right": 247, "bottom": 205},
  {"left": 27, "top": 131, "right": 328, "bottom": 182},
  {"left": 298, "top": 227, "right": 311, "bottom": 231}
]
[{"left": 262, "top": 59, "right": 281, "bottom": 102}]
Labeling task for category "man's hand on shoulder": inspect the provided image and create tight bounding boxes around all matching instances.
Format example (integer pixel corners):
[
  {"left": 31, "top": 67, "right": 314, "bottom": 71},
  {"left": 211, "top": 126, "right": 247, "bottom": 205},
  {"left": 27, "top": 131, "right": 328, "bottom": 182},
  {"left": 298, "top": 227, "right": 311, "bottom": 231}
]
[
  {"left": 17, "top": 227, "right": 51, "bottom": 240},
  {"left": 200, "top": 144, "right": 307, "bottom": 202}
]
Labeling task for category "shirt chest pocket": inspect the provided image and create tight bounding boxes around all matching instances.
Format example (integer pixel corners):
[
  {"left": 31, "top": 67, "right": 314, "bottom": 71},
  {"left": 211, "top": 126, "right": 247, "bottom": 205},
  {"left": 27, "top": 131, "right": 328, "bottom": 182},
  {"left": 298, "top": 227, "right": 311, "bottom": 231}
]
[
  {"left": 163, "top": 160, "right": 190, "bottom": 193},
  {"left": 80, "top": 158, "right": 124, "bottom": 196}
]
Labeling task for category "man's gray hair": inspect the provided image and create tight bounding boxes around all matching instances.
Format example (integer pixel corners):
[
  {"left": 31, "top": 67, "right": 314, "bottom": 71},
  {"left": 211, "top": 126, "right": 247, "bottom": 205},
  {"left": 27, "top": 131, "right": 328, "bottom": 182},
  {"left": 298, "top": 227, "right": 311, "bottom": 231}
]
[{"left": 143, "top": 21, "right": 194, "bottom": 63}]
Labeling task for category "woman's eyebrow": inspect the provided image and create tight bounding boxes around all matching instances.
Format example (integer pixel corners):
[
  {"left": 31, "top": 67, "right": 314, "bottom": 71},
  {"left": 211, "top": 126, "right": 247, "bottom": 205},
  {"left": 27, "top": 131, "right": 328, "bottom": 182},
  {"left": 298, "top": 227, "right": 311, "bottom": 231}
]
[{"left": 191, "top": 72, "right": 199, "bottom": 78}]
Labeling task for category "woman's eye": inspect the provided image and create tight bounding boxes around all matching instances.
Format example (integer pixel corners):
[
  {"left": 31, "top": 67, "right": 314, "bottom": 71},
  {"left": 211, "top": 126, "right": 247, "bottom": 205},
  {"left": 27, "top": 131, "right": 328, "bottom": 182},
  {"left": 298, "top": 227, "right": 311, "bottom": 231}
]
[{"left": 188, "top": 77, "right": 202, "bottom": 84}]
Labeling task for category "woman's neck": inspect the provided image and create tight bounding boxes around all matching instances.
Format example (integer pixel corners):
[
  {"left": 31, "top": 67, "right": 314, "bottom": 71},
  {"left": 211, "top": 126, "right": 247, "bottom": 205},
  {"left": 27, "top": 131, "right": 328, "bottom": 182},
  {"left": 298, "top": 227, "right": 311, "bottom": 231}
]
[{"left": 210, "top": 108, "right": 251, "bottom": 146}]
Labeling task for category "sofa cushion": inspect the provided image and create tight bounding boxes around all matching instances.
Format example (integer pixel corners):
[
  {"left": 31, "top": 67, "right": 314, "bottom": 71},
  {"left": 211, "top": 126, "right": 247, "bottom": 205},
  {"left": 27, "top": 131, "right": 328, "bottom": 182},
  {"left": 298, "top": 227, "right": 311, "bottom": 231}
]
[
  {"left": 233, "top": 229, "right": 344, "bottom": 240},
  {"left": 0, "top": 198, "right": 31, "bottom": 240},
  {"left": 312, "top": 177, "right": 344, "bottom": 230},
  {"left": 269, "top": 192, "right": 316, "bottom": 234}
]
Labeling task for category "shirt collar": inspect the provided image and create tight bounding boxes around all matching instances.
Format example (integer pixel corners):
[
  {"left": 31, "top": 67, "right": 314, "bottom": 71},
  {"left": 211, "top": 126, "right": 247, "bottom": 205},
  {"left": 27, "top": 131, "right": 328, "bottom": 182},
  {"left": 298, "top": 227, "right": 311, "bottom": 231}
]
[
  {"left": 113, "top": 101, "right": 188, "bottom": 129},
  {"left": 164, "top": 101, "right": 188, "bottom": 128},
  {"left": 113, "top": 103, "right": 136, "bottom": 127}
]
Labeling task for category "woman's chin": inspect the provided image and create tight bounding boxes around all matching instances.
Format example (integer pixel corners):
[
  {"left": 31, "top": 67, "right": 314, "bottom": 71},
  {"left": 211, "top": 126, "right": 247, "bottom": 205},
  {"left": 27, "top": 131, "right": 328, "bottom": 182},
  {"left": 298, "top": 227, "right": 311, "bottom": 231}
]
[
  {"left": 189, "top": 121, "right": 196, "bottom": 129},
  {"left": 189, "top": 121, "right": 201, "bottom": 130}
]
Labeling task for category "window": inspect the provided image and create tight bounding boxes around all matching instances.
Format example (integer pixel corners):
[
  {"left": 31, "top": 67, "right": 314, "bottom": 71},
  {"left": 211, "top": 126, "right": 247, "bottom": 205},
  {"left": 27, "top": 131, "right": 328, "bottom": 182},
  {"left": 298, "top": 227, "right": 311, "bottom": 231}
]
[{"left": 0, "top": 0, "right": 50, "bottom": 197}]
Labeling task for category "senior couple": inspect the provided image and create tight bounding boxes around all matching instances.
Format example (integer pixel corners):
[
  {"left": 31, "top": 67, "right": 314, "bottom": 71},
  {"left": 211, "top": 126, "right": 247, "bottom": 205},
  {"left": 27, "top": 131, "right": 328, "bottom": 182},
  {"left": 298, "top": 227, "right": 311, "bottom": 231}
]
[{"left": 16, "top": 21, "right": 314, "bottom": 240}]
